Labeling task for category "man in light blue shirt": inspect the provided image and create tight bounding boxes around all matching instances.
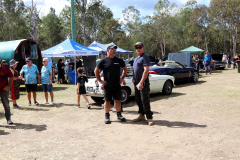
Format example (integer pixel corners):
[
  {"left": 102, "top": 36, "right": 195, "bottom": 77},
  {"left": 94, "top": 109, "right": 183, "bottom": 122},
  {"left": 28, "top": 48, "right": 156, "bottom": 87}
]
[
  {"left": 20, "top": 57, "right": 41, "bottom": 106},
  {"left": 41, "top": 58, "right": 54, "bottom": 105}
]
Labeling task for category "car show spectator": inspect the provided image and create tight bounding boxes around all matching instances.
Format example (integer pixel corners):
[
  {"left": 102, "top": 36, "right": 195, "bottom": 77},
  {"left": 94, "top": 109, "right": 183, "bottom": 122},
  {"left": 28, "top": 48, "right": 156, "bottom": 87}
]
[
  {"left": 75, "top": 57, "right": 82, "bottom": 70},
  {"left": 0, "top": 60, "right": 14, "bottom": 124},
  {"left": 94, "top": 44, "right": 127, "bottom": 124},
  {"left": 57, "top": 59, "right": 65, "bottom": 84},
  {"left": 204, "top": 51, "right": 213, "bottom": 75},
  {"left": 41, "top": 58, "right": 54, "bottom": 105},
  {"left": 20, "top": 57, "right": 41, "bottom": 106},
  {"left": 222, "top": 53, "right": 227, "bottom": 63},
  {"left": 227, "top": 53, "right": 231, "bottom": 68},
  {"left": 76, "top": 68, "right": 91, "bottom": 109},
  {"left": 69, "top": 59, "right": 74, "bottom": 71},
  {"left": 9, "top": 59, "right": 23, "bottom": 109},
  {"left": 132, "top": 42, "right": 154, "bottom": 126}
]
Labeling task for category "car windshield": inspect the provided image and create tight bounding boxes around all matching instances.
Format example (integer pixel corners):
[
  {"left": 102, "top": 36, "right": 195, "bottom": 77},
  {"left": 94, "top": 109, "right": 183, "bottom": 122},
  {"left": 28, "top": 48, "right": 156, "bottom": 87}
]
[{"left": 159, "top": 62, "right": 183, "bottom": 68}]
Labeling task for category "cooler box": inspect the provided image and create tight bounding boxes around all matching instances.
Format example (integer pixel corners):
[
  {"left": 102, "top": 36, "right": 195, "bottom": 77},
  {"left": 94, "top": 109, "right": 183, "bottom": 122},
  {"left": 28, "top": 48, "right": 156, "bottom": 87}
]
[{"left": 67, "top": 72, "right": 77, "bottom": 84}]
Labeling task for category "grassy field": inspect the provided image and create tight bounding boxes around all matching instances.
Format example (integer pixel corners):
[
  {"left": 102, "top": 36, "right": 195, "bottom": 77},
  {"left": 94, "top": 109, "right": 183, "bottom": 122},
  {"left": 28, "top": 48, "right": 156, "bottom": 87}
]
[{"left": 1, "top": 68, "right": 240, "bottom": 159}]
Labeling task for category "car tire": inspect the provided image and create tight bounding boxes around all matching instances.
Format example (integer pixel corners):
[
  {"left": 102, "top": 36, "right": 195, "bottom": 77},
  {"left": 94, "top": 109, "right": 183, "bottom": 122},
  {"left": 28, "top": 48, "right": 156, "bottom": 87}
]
[
  {"left": 162, "top": 80, "right": 172, "bottom": 95},
  {"left": 121, "top": 87, "right": 130, "bottom": 104},
  {"left": 192, "top": 72, "right": 199, "bottom": 82},
  {"left": 91, "top": 96, "right": 104, "bottom": 102}
]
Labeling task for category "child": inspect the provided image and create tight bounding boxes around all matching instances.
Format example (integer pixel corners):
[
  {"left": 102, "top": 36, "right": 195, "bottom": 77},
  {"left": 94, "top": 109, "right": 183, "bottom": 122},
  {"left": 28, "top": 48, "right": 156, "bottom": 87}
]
[{"left": 76, "top": 68, "right": 91, "bottom": 109}]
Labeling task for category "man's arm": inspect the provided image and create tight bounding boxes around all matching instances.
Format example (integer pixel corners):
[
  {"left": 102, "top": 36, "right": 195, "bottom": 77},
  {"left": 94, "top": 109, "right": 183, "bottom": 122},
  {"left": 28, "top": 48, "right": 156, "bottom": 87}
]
[
  {"left": 120, "top": 66, "right": 127, "bottom": 84},
  {"left": 94, "top": 67, "right": 106, "bottom": 85},
  {"left": 37, "top": 73, "right": 41, "bottom": 84},
  {"left": 137, "top": 66, "right": 149, "bottom": 90}
]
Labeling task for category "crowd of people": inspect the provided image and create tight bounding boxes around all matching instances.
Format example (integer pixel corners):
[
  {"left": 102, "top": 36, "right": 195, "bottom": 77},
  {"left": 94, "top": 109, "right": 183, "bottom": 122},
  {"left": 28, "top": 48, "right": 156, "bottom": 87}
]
[{"left": 0, "top": 42, "right": 155, "bottom": 126}]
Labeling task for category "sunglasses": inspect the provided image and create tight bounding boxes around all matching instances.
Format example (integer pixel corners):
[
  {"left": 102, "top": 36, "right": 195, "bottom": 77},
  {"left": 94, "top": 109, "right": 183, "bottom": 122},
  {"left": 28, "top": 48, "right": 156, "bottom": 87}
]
[
  {"left": 135, "top": 47, "right": 142, "bottom": 49},
  {"left": 111, "top": 48, "right": 116, "bottom": 51}
]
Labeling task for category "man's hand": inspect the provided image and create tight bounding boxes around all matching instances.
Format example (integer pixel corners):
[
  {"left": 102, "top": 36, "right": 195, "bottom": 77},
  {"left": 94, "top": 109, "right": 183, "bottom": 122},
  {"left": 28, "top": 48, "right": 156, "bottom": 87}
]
[
  {"left": 22, "top": 78, "right": 26, "bottom": 82},
  {"left": 137, "top": 82, "right": 143, "bottom": 90},
  {"left": 120, "top": 77, "right": 124, "bottom": 84},
  {"left": 37, "top": 80, "right": 41, "bottom": 84},
  {"left": 132, "top": 79, "right": 135, "bottom": 84},
  {"left": 123, "top": 80, "right": 126, "bottom": 86},
  {"left": 3, "top": 85, "right": 10, "bottom": 91},
  {"left": 99, "top": 80, "right": 107, "bottom": 86},
  {"left": 48, "top": 81, "right": 52, "bottom": 85}
]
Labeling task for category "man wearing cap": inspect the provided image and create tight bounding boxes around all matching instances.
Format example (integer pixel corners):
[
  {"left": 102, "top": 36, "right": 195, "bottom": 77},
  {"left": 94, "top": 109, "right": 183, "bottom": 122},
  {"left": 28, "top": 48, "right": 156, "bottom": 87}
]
[
  {"left": 75, "top": 57, "right": 83, "bottom": 69},
  {"left": 0, "top": 60, "right": 14, "bottom": 124},
  {"left": 20, "top": 57, "right": 41, "bottom": 106},
  {"left": 132, "top": 42, "right": 154, "bottom": 126},
  {"left": 94, "top": 44, "right": 127, "bottom": 124}
]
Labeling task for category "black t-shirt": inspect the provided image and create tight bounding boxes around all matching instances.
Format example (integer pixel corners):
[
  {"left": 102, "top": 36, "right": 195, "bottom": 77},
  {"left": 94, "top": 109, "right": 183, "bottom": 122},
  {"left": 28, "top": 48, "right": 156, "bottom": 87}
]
[
  {"left": 77, "top": 75, "right": 88, "bottom": 87},
  {"left": 57, "top": 63, "right": 65, "bottom": 74},
  {"left": 129, "top": 60, "right": 134, "bottom": 66},
  {"left": 76, "top": 60, "right": 82, "bottom": 69},
  {"left": 97, "top": 57, "right": 125, "bottom": 87},
  {"left": 69, "top": 62, "right": 74, "bottom": 71}
]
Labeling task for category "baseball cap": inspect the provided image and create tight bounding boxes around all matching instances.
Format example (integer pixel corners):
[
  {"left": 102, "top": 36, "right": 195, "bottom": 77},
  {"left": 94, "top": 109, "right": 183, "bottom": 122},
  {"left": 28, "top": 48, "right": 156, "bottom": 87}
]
[
  {"left": 25, "top": 57, "right": 32, "bottom": 62},
  {"left": 107, "top": 44, "right": 117, "bottom": 50},
  {"left": 135, "top": 42, "right": 144, "bottom": 47}
]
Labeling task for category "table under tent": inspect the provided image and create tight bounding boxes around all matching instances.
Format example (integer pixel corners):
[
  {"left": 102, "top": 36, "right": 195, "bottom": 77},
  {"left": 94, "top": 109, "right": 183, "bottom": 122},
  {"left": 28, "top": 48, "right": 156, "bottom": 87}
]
[{"left": 42, "top": 38, "right": 99, "bottom": 84}]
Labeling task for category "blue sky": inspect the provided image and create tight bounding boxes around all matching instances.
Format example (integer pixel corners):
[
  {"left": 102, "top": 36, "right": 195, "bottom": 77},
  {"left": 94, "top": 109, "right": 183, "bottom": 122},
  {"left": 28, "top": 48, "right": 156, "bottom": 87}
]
[{"left": 23, "top": 0, "right": 210, "bottom": 18}]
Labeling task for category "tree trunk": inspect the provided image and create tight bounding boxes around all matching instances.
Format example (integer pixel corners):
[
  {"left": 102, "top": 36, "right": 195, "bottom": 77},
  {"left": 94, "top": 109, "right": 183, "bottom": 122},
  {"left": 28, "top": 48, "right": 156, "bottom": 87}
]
[{"left": 204, "top": 30, "right": 208, "bottom": 51}]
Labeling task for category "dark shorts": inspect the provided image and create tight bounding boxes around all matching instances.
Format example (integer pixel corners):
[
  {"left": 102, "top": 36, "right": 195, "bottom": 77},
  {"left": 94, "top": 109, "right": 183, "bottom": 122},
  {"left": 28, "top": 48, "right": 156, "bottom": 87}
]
[
  {"left": 58, "top": 73, "right": 64, "bottom": 79},
  {"left": 42, "top": 84, "right": 53, "bottom": 92},
  {"left": 77, "top": 87, "right": 86, "bottom": 95},
  {"left": 25, "top": 84, "right": 37, "bottom": 92},
  {"left": 104, "top": 85, "right": 121, "bottom": 101},
  {"left": 204, "top": 62, "right": 211, "bottom": 68}
]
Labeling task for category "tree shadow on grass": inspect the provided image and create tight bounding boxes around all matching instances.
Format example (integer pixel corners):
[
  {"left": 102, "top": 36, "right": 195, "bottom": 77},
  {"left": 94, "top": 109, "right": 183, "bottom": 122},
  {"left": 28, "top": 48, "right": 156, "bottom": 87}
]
[
  {"left": 114, "top": 119, "right": 207, "bottom": 128},
  {"left": 0, "top": 130, "right": 10, "bottom": 135},
  {"left": 0, "top": 123, "right": 47, "bottom": 132}
]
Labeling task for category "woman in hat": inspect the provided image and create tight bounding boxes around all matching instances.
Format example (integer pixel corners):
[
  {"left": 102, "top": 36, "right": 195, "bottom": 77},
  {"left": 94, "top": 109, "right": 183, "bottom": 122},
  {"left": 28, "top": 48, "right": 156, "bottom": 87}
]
[{"left": 9, "top": 59, "right": 23, "bottom": 109}]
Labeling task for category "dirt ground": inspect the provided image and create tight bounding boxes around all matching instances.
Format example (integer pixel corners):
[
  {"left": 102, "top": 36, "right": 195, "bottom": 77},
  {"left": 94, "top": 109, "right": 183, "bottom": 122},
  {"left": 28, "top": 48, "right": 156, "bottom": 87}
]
[{"left": 0, "top": 68, "right": 240, "bottom": 160}]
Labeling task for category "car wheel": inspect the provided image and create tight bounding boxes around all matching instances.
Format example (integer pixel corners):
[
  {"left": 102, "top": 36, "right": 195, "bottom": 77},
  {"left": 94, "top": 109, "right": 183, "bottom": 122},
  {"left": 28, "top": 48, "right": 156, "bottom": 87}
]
[
  {"left": 192, "top": 72, "right": 199, "bottom": 82},
  {"left": 121, "top": 87, "right": 130, "bottom": 104},
  {"left": 162, "top": 80, "right": 172, "bottom": 95},
  {"left": 91, "top": 96, "right": 104, "bottom": 102}
]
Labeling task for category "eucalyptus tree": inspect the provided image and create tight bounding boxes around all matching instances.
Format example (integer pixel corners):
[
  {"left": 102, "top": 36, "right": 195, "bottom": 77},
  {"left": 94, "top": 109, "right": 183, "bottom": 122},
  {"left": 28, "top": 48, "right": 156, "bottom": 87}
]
[
  {"left": 210, "top": 0, "right": 240, "bottom": 56},
  {"left": 190, "top": 4, "right": 210, "bottom": 51},
  {"left": 0, "top": 0, "right": 27, "bottom": 41},
  {"left": 38, "top": 8, "right": 64, "bottom": 50}
]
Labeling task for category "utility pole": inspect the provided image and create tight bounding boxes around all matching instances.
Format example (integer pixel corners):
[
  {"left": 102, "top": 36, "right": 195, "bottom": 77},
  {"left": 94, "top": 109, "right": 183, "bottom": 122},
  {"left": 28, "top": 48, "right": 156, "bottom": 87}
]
[{"left": 71, "top": 0, "right": 76, "bottom": 41}]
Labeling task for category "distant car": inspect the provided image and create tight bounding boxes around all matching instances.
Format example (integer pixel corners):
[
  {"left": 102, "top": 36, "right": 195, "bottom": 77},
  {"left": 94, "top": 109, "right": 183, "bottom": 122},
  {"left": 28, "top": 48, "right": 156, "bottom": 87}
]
[
  {"left": 211, "top": 54, "right": 226, "bottom": 70},
  {"left": 149, "top": 61, "right": 199, "bottom": 83},
  {"left": 85, "top": 74, "right": 175, "bottom": 104}
]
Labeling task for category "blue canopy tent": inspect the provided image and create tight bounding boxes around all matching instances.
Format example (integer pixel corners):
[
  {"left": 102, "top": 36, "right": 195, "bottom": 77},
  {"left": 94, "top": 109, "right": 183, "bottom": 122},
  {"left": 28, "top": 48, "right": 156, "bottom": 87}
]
[
  {"left": 88, "top": 41, "right": 134, "bottom": 55},
  {"left": 42, "top": 38, "right": 99, "bottom": 84}
]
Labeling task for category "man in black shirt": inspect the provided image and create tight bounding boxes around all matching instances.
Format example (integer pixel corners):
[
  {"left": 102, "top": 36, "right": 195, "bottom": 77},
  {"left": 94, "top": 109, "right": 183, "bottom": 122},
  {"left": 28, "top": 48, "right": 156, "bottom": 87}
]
[
  {"left": 75, "top": 57, "right": 83, "bottom": 69},
  {"left": 95, "top": 44, "right": 127, "bottom": 124}
]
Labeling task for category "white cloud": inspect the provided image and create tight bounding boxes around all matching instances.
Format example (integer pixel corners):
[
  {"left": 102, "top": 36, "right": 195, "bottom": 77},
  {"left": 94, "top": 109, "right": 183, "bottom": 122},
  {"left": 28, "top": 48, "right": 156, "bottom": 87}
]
[{"left": 24, "top": 0, "right": 70, "bottom": 17}]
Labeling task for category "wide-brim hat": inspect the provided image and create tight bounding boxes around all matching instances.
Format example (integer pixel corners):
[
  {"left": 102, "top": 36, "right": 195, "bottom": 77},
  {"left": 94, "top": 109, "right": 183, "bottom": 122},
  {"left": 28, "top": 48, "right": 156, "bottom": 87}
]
[{"left": 9, "top": 59, "right": 18, "bottom": 66}]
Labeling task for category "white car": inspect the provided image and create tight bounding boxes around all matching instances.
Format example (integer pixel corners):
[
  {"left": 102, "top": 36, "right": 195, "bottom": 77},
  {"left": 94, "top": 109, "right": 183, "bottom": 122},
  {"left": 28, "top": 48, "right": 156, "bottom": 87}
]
[{"left": 85, "top": 74, "right": 175, "bottom": 104}]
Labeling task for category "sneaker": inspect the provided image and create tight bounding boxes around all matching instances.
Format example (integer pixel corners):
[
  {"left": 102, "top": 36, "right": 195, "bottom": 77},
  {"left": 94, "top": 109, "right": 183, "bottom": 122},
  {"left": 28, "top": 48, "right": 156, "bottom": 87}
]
[
  {"left": 101, "top": 104, "right": 104, "bottom": 108},
  {"left": 7, "top": 119, "right": 13, "bottom": 125},
  {"left": 34, "top": 101, "right": 39, "bottom": 105},
  {"left": 133, "top": 113, "right": 146, "bottom": 122},
  {"left": 13, "top": 104, "right": 21, "bottom": 109},
  {"left": 42, "top": 102, "right": 49, "bottom": 105},
  {"left": 209, "top": 71, "right": 211, "bottom": 74},
  {"left": 206, "top": 72, "right": 208, "bottom": 75},
  {"left": 105, "top": 113, "right": 111, "bottom": 124},
  {"left": 112, "top": 107, "right": 116, "bottom": 112},
  {"left": 148, "top": 119, "right": 154, "bottom": 126},
  {"left": 28, "top": 102, "right": 31, "bottom": 106},
  {"left": 117, "top": 112, "right": 126, "bottom": 122},
  {"left": 49, "top": 102, "right": 54, "bottom": 105},
  {"left": 86, "top": 104, "right": 91, "bottom": 109},
  {"left": 76, "top": 105, "right": 80, "bottom": 108}
]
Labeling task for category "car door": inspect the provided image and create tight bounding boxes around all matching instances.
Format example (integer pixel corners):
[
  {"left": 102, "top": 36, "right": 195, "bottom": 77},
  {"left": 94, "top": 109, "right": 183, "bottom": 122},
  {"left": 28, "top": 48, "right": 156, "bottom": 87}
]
[{"left": 173, "top": 62, "right": 189, "bottom": 80}]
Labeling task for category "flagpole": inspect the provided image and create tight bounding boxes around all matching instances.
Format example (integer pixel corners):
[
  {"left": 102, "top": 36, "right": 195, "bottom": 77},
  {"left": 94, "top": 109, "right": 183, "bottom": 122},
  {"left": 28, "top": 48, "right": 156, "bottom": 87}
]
[{"left": 71, "top": 0, "right": 77, "bottom": 85}]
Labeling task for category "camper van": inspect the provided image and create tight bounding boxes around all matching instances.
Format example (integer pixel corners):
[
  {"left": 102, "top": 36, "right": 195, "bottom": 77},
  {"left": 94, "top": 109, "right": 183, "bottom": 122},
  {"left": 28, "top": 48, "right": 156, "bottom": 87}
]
[{"left": 0, "top": 39, "right": 42, "bottom": 73}]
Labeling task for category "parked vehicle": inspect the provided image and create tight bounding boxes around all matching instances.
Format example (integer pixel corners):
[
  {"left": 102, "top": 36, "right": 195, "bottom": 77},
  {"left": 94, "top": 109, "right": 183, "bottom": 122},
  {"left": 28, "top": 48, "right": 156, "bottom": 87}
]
[
  {"left": 86, "top": 74, "right": 175, "bottom": 104},
  {"left": 149, "top": 61, "right": 199, "bottom": 83},
  {"left": 211, "top": 54, "right": 226, "bottom": 70}
]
